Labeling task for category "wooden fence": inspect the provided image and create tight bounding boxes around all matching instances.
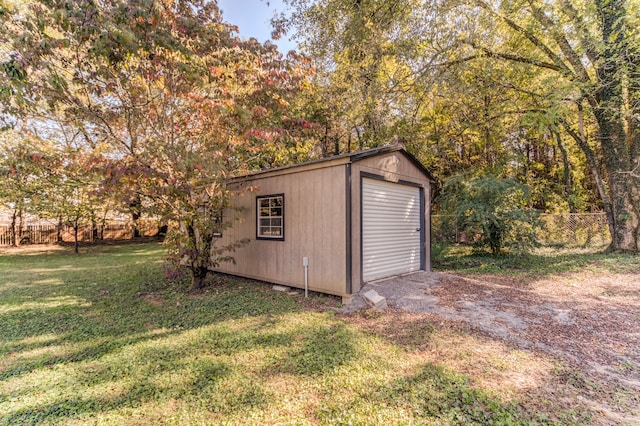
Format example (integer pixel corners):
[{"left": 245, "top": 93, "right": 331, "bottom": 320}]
[{"left": 0, "top": 222, "right": 159, "bottom": 246}]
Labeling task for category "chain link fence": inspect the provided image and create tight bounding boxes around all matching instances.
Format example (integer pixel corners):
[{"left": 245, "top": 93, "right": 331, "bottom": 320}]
[
  {"left": 537, "top": 213, "right": 610, "bottom": 247},
  {"left": 432, "top": 213, "right": 611, "bottom": 248}
]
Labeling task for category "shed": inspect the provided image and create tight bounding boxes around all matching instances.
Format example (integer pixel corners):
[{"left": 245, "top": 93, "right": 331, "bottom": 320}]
[{"left": 213, "top": 144, "right": 436, "bottom": 303}]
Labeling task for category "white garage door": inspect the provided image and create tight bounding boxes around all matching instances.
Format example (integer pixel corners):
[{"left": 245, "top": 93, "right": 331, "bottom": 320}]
[{"left": 362, "top": 178, "right": 422, "bottom": 282}]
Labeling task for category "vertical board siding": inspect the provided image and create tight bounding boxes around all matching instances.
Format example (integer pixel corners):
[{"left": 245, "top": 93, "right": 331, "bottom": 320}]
[
  {"left": 215, "top": 149, "right": 432, "bottom": 296},
  {"left": 215, "top": 164, "right": 348, "bottom": 296}
]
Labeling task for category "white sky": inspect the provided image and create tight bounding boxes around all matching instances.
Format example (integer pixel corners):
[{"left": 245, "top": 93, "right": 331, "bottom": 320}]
[{"left": 218, "top": 0, "right": 297, "bottom": 53}]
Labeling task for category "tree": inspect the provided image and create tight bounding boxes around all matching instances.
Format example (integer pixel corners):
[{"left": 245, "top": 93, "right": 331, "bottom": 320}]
[
  {"left": 435, "top": 0, "right": 640, "bottom": 251},
  {"left": 439, "top": 175, "right": 540, "bottom": 255},
  {"left": 42, "top": 147, "right": 106, "bottom": 254},
  {"left": 280, "top": 0, "right": 429, "bottom": 153},
  {"left": 1, "top": 0, "right": 312, "bottom": 287},
  {"left": 0, "top": 131, "right": 54, "bottom": 246}
]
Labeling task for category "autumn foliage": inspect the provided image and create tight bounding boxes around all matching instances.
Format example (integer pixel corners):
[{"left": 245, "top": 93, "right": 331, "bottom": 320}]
[{"left": 1, "top": 0, "right": 316, "bottom": 287}]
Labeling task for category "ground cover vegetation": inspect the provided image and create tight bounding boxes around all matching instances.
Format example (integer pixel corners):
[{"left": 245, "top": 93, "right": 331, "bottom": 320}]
[
  {"left": 435, "top": 243, "right": 640, "bottom": 277},
  {"left": 2, "top": 242, "right": 637, "bottom": 424}
]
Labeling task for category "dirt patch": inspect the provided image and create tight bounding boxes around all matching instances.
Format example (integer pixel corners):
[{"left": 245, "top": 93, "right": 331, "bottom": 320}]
[
  {"left": 440, "top": 273, "right": 640, "bottom": 377},
  {"left": 344, "top": 271, "right": 640, "bottom": 425},
  {"left": 143, "top": 294, "right": 164, "bottom": 306}
]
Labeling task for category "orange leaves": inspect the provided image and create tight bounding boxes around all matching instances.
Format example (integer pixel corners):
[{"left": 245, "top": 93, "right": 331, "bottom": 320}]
[
  {"left": 134, "top": 16, "right": 157, "bottom": 27},
  {"left": 246, "top": 128, "right": 283, "bottom": 142},
  {"left": 209, "top": 65, "right": 225, "bottom": 78},
  {"left": 285, "top": 118, "right": 315, "bottom": 130},
  {"left": 251, "top": 105, "right": 268, "bottom": 119}
]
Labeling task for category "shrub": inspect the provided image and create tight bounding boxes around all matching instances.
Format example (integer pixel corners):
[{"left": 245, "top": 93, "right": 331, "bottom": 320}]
[{"left": 437, "top": 175, "right": 540, "bottom": 255}]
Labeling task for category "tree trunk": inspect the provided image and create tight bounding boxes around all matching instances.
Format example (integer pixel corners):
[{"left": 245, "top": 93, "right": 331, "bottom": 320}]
[
  {"left": 17, "top": 209, "right": 24, "bottom": 245},
  {"left": 130, "top": 196, "right": 142, "bottom": 238},
  {"left": 591, "top": 101, "right": 639, "bottom": 251},
  {"left": 91, "top": 218, "right": 99, "bottom": 241},
  {"left": 554, "top": 131, "right": 575, "bottom": 212},
  {"left": 9, "top": 209, "right": 17, "bottom": 247},
  {"left": 182, "top": 218, "right": 216, "bottom": 290},
  {"left": 603, "top": 160, "right": 639, "bottom": 251},
  {"left": 590, "top": 0, "right": 640, "bottom": 251},
  {"left": 563, "top": 114, "right": 615, "bottom": 237},
  {"left": 191, "top": 265, "right": 209, "bottom": 290},
  {"left": 322, "top": 122, "right": 329, "bottom": 157},
  {"left": 73, "top": 218, "right": 79, "bottom": 254},
  {"left": 57, "top": 217, "right": 64, "bottom": 244}
]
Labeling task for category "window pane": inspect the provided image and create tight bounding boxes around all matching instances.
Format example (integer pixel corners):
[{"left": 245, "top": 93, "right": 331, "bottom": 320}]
[
  {"left": 271, "top": 197, "right": 282, "bottom": 207},
  {"left": 257, "top": 195, "right": 283, "bottom": 239}
]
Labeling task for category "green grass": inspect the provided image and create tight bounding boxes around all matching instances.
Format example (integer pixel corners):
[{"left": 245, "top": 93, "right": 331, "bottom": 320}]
[
  {"left": 434, "top": 244, "right": 640, "bottom": 276},
  {"left": 1, "top": 243, "right": 574, "bottom": 424}
]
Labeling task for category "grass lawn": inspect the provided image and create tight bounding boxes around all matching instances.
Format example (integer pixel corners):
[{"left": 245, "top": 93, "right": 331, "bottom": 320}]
[
  {"left": 434, "top": 243, "right": 639, "bottom": 277},
  {"left": 0, "top": 242, "right": 618, "bottom": 425}
]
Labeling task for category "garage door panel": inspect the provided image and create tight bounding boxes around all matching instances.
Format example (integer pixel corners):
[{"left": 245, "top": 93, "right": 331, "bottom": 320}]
[{"left": 362, "top": 178, "right": 422, "bottom": 282}]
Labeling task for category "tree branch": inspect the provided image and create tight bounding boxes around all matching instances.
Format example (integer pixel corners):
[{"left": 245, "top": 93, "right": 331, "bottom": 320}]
[
  {"left": 526, "top": 0, "right": 592, "bottom": 83},
  {"left": 466, "top": 42, "right": 569, "bottom": 74},
  {"left": 473, "top": 0, "right": 574, "bottom": 79},
  {"left": 559, "top": 0, "right": 599, "bottom": 66}
]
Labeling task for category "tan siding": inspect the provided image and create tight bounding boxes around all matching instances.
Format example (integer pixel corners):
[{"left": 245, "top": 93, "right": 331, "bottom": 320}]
[
  {"left": 215, "top": 164, "right": 348, "bottom": 296},
  {"left": 350, "top": 152, "right": 431, "bottom": 291}
]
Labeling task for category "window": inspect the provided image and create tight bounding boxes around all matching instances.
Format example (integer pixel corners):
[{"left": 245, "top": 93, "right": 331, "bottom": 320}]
[{"left": 257, "top": 194, "right": 284, "bottom": 240}]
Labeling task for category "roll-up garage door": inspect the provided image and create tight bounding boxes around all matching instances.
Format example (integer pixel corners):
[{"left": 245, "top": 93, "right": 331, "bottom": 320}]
[{"left": 362, "top": 178, "right": 422, "bottom": 282}]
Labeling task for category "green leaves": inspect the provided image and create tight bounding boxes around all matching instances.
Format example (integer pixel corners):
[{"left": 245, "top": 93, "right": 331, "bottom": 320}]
[{"left": 439, "top": 175, "right": 541, "bottom": 255}]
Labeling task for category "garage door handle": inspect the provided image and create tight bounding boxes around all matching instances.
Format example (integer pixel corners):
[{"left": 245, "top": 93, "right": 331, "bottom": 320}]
[{"left": 415, "top": 228, "right": 421, "bottom": 232}]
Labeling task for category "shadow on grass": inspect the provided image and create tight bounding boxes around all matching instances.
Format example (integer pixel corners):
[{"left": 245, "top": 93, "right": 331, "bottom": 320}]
[
  {"left": 264, "top": 322, "right": 356, "bottom": 377},
  {"left": 4, "top": 243, "right": 599, "bottom": 424},
  {"left": 2, "top": 316, "right": 310, "bottom": 424},
  {"left": 316, "top": 363, "right": 559, "bottom": 425},
  {"left": 3, "top": 358, "right": 263, "bottom": 425},
  {"left": 0, "top": 243, "right": 306, "bottom": 422}
]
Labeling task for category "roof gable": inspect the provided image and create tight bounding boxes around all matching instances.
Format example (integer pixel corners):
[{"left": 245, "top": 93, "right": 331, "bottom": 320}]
[
  {"left": 349, "top": 145, "right": 436, "bottom": 182},
  {"left": 230, "top": 144, "right": 436, "bottom": 182}
]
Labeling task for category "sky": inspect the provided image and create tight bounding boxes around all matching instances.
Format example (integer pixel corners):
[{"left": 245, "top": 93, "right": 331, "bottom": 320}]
[{"left": 217, "top": 0, "right": 297, "bottom": 53}]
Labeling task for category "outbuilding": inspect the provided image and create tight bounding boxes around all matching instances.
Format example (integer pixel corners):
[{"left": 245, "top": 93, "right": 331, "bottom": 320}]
[{"left": 214, "top": 144, "right": 436, "bottom": 303}]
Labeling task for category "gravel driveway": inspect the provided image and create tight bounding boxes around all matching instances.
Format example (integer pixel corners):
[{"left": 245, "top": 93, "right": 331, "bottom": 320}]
[{"left": 342, "top": 271, "right": 640, "bottom": 423}]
